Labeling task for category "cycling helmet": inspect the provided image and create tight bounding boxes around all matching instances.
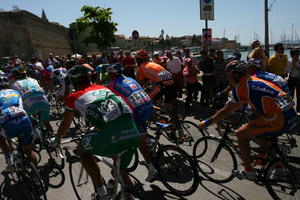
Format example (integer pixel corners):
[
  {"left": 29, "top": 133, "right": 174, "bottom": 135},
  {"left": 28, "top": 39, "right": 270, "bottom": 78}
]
[
  {"left": 67, "top": 65, "right": 93, "bottom": 85},
  {"left": 225, "top": 61, "right": 247, "bottom": 73},
  {"left": 0, "top": 75, "right": 9, "bottom": 88},
  {"left": 137, "top": 50, "right": 149, "bottom": 59},
  {"left": 95, "top": 64, "right": 110, "bottom": 73},
  {"left": 225, "top": 54, "right": 238, "bottom": 63},
  {"left": 10, "top": 66, "right": 27, "bottom": 80},
  {"left": 247, "top": 58, "right": 263, "bottom": 68}
]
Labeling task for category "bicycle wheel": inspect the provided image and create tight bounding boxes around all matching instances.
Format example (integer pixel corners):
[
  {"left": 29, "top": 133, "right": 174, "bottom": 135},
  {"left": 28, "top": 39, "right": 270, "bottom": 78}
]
[
  {"left": 174, "top": 120, "right": 206, "bottom": 156},
  {"left": 47, "top": 166, "right": 65, "bottom": 189},
  {"left": 20, "top": 160, "right": 47, "bottom": 200},
  {"left": 47, "top": 146, "right": 65, "bottom": 169},
  {"left": 193, "top": 136, "right": 237, "bottom": 183},
  {"left": 155, "top": 145, "right": 199, "bottom": 196},
  {"left": 69, "top": 155, "right": 95, "bottom": 200},
  {"left": 126, "top": 150, "right": 139, "bottom": 173},
  {"left": 265, "top": 156, "right": 300, "bottom": 200}
]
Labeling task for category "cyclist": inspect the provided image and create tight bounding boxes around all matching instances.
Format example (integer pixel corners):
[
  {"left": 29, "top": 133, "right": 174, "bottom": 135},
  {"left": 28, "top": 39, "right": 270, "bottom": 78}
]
[
  {"left": 0, "top": 75, "right": 38, "bottom": 168},
  {"left": 9, "top": 67, "right": 53, "bottom": 134},
  {"left": 136, "top": 50, "right": 175, "bottom": 117},
  {"left": 247, "top": 58, "right": 290, "bottom": 95},
  {"left": 49, "top": 62, "right": 68, "bottom": 99},
  {"left": 199, "top": 61, "right": 297, "bottom": 180},
  {"left": 50, "top": 65, "right": 140, "bottom": 200},
  {"left": 106, "top": 63, "right": 158, "bottom": 182}
]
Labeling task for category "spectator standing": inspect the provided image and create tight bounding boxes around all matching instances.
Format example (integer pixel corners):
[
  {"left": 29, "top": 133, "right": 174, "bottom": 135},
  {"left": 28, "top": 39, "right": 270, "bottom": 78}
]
[
  {"left": 183, "top": 48, "right": 200, "bottom": 101},
  {"left": 286, "top": 48, "right": 300, "bottom": 114},
  {"left": 183, "top": 58, "right": 204, "bottom": 112},
  {"left": 166, "top": 50, "right": 184, "bottom": 98},
  {"left": 122, "top": 52, "right": 136, "bottom": 78},
  {"left": 199, "top": 49, "right": 216, "bottom": 106},
  {"left": 248, "top": 40, "right": 268, "bottom": 66},
  {"left": 268, "top": 43, "right": 288, "bottom": 78},
  {"left": 214, "top": 50, "right": 227, "bottom": 93}
]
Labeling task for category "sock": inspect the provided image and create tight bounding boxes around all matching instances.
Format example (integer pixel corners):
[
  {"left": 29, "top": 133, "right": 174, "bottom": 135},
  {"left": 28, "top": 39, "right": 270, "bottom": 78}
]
[{"left": 96, "top": 185, "right": 107, "bottom": 196}]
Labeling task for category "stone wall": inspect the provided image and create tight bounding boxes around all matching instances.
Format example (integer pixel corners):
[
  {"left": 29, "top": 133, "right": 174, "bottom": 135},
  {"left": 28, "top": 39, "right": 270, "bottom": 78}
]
[{"left": 0, "top": 10, "right": 72, "bottom": 60}]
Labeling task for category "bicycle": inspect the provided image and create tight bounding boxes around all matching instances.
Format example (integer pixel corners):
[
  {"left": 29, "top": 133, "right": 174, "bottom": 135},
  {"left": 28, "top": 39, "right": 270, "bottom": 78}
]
[
  {"left": 63, "top": 134, "right": 143, "bottom": 200},
  {"left": 0, "top": 134, "right": 47, "bottom": 200},
  {"left": 147, "top": 104, "right": 205, "bottom": 156},
  {"left": 193, "top": 118, "right": 300, "bottom": 199},
  {"left": 127, "top": 122, "right": 200, "bottom": 196},
  {"left": 30, "top": 111, "right": 65, "bottom": 170}
]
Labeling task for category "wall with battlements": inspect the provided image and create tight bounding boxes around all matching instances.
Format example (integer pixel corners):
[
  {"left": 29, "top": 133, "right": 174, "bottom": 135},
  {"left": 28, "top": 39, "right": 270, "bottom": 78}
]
[{"left": 0, "top": 10, "right": 72, "bottom": 60}]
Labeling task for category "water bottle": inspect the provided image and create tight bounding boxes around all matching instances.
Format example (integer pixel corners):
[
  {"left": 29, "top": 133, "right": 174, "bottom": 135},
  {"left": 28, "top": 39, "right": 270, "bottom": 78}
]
[{"left": 106, "top": 179, "right": 115, "bottom": 197}]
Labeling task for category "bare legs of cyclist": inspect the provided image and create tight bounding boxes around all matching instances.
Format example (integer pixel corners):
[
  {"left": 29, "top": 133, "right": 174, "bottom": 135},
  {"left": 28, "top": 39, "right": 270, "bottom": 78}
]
[
  {"left": 138, "top": 134, "right": 158, "bottom": 182},
  {"left": 77, "top": 145, "right": 135, "bottom": 200},
  {"left": 76, "top": 145, "right": 108, "bottom": 199},
  {"left": 23, "top": 145, "right": 38, "bottom": 166},
  {"left": 234, "top": 126, "right": 270, "bottom": 180},
  {"left": 0, "top": 135, "right": 38, "bottom": 168}
]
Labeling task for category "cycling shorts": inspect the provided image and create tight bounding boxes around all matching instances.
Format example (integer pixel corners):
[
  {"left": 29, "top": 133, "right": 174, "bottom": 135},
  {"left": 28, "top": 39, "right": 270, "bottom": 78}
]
[
  {"left": 242, "top": 108, "right": 297, "bottom": 137},
  {"left": 155, "top": 83, "right": 177, "bottom": 104},
  {"left": 24, "top": 97, "right": 51, "bottom": 122},
  {"left": 0, "top": 115, "right": 33, "bottom": 146},
  {"left": 80, "top": 115, "right": 140, "bottom": 170},
  {"left": 133, "top": 103, "right": 154, "bottom": 134}
]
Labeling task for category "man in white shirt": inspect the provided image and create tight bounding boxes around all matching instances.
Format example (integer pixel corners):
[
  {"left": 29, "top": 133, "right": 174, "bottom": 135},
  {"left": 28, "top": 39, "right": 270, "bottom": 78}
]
[
  {"left": 286, "top": 48, "right": 300, "bottom": 114},
  {"left": 166, "top": 50, "right": 184, "bottom": 98}
]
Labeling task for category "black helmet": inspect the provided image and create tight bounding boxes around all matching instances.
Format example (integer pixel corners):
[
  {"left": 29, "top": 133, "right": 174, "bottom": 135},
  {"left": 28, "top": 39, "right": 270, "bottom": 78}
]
[
  {"left": 10, "top": 66, "right": 27, "bottom": 80},
  {"left": 67, "top": 65, "right": 93, "bottom": 85},
  {"left": 225, "top": 61, "right": 247, "bottom": 73},
  {"left": 247, "top": 58, "right": 263, "bottom": 68}
]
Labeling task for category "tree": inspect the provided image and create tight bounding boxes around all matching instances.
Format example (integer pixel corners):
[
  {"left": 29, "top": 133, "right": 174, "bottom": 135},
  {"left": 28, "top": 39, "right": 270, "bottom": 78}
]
[{"left": 76, "top": 6, "right": 118, "bottom": 51}]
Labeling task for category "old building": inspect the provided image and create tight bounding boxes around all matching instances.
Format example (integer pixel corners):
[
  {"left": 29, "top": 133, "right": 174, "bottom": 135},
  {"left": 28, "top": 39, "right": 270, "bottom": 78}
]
[{"left": 0, "top": 10, "right": 72, "bottom": 60}]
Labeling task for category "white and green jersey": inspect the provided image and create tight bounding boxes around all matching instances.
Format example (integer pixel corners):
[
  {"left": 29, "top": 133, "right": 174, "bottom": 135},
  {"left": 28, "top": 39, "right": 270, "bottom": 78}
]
[{"left": 11, "top": 77, "right": 48, "bottom": 110}]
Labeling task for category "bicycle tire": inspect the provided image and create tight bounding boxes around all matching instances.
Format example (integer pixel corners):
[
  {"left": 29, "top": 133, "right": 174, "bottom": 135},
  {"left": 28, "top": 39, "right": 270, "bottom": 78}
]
[
  {"left": 174, "top": 120, "right": 205, "bottom": 156},
  {"left": 47, "top": 166, "right": 65, "bottom": 189},
  {"left": 155, "top": 145, "right": 199, "bottom": 196},
  {"left": 265, "top": 156, "right": 300, "bottom": 200},
  {"left": 69, "top": 155, "right": 96, "bottom": 200},
  {"left": 20, "top": 159, "right": 48, "bottom": 200},
  {"left": 193, "top": 136, "right": 237, "bottom": 183},
  {"left": 126, "top": 150, "right": 139, "bottom": 173}
]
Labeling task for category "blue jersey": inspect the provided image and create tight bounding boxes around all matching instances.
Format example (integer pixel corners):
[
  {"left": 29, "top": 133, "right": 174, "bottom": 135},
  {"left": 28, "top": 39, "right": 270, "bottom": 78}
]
[
  {"left": 0, "top": 89, "right": 26, "bottom": 124},
  {"left": 108, "top": 76, "right": 152, "bottom": 111},
  {"left": 253, "top": 70, "right": 290, "bottom": 95}
]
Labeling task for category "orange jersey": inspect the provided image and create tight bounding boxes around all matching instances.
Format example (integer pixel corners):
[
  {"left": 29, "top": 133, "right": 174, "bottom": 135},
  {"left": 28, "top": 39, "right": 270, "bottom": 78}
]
[{"left": 137, "top": 62, "right": 173, "bottom": 84}]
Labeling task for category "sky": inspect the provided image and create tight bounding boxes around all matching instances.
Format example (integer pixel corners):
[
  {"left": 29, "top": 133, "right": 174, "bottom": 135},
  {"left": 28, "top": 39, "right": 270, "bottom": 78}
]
[{"left": 1, "top": 0, "right": 299, "bottom": 45}]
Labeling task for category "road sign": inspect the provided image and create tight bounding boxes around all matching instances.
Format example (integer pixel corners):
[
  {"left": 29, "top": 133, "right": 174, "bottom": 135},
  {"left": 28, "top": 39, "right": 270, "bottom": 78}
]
[
  {"left": 200, "top": 0, "right": 214, "bottom": 20},
  {"left": 132, "top": 30, "right": 139, "bottom": 40},
  {"left": 202, "top": 28, "right": 212, "bottom": 46}
]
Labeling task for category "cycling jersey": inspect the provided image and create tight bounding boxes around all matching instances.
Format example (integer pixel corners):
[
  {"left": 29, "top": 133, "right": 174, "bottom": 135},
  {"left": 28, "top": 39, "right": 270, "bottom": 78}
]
[
  {"left": 137, "top": 62, "right": 173, "bottom": 84},
  {"left": 65, "top": 84, "right": 140, "bottom": 168},
  {"left": 231, "top": 75, "right": 297, "bottom": 136},
  {"left": 50, "top": 67, "right": 68, "bottom": 95},
  {"left": 108, "top": 76, "right": 153, "bottom": 133},
  {"left": 0, "top": 89, "right": 32, "bottom": 145},
  {"left": 252, "top": 70, "right": 290, "bottom": 95},
  {"left": 11, "top": 78, "right": 50, "bottom": 121}
]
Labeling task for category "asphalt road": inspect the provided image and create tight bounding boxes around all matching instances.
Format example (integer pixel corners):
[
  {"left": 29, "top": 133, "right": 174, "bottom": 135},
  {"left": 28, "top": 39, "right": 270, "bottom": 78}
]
[{"left": 0, "top": 101, "right": 299, "bottom": 200}]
